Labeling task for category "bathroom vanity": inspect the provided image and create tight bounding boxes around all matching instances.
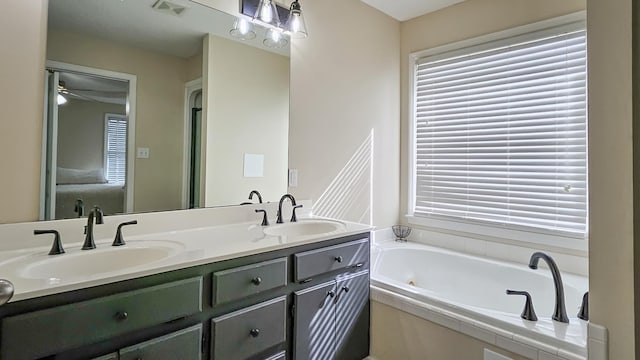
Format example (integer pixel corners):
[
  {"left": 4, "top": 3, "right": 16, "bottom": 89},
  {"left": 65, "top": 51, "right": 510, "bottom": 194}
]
[{"left": 0, "top": 215, "right": 370, "bottom": 360}]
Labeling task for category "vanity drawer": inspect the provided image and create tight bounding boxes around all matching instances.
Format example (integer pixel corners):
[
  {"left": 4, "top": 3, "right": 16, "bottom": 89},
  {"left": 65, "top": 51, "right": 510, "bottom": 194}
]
[
  {"left": 211, "top": 296, "right": 286, "bottom": 360},
  {"left": 1, "top": 277, "right": 203, "bottom": 360},
  {"left": 120, "top": 324, "right": 202, "bottom": 360},
  {"left": 213, "top": 257, "right": 287, "bottom": 305},
  {"left": 294, "top": 238, "right": 368, "bottom": 282}
]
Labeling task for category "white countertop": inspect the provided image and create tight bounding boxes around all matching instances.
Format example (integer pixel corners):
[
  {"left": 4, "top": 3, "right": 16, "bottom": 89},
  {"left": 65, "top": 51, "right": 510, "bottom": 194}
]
[{"left": 0, "top": 216, "right": 371, "bottom": 303}]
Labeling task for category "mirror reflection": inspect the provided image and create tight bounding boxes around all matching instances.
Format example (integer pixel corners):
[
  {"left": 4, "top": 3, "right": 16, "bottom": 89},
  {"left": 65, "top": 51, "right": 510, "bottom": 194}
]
[{"left": 43, "top": 0, "right": 290, "bottom": 220}]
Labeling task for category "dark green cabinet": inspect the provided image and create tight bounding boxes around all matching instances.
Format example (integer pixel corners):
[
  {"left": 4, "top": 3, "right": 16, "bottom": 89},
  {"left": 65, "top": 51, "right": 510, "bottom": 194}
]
[{"left": 0, "top": 232, "right": 370, "bottom": 360}]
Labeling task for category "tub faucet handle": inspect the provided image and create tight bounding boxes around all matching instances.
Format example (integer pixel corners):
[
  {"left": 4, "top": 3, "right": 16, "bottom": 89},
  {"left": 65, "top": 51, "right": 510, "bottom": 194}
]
[
  {"left": 578, "top": 291, "right": 588, "bottom": 321},
  {"left": 506, "top": 289, "right": 538, "bottom": 321}
]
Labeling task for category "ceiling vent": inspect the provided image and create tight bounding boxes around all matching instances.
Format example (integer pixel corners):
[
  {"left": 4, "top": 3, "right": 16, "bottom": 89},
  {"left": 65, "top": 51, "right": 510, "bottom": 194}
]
[{"left": 151, "top": 0, "right": 188, "bottom": 16}]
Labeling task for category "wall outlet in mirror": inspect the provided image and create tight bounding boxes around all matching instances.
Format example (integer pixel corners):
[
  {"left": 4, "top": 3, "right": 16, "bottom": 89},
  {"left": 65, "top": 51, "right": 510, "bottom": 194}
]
[
  {"left": 244, "top": 154, "right": 264, "bottom": 178},
  {"left": 136, "top": 147, "right": 150, "bottom": 159}
]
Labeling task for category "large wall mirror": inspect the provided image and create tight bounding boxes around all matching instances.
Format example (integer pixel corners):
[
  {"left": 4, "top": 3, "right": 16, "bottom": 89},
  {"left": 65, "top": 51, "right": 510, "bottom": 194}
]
[{"left": 40, "top": 0, "right": 290, "bottom": 221}]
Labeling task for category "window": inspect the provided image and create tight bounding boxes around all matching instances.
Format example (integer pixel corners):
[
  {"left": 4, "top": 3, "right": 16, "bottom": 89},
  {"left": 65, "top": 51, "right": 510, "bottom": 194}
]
[
  {"left": 409, "top": 17, "right": 587, "bottom": 244},
  {"left": 104, "top": 113, "right": 127, "bottom": 183}
]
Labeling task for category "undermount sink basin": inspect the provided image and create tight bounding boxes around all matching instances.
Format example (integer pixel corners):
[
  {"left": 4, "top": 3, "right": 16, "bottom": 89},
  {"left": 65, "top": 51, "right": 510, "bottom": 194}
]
[
  {"left": 15, "top": 240, "right": 184, "bottom": 281},
  {"left": 263, "top": 220, "right": 345, "bottom": 237}
]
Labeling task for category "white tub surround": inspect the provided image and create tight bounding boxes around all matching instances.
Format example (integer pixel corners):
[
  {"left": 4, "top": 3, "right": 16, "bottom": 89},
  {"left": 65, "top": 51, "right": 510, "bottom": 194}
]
[
  {"left": 382, "top": 226, "right": 588, "bottom": 277},
  {"left": 371, "top": 240, "right": 588, "bottom": 360},
  {"left": 0, "top": 202, "right": 371, "bottom": 302}
]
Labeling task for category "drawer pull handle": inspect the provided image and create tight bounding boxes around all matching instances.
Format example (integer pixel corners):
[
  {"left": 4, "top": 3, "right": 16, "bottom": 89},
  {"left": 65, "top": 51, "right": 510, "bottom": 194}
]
[
  {"left": 250, "top": 328, "right": 260, "bottom": 337},
  {"left": 334, "top": 256, "right": 343, "bottom": 263},
  {"left": 115, "top": 311, "right": 128, "bottom": 321},
  {"left": 251, "top": 277, "right": 262, "bottom": 286}
]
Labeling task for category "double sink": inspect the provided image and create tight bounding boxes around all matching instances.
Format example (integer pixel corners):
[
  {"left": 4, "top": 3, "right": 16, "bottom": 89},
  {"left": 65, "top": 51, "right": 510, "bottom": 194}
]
[{"left": 0, "top": 219, "right": 346, "bottom": 287}]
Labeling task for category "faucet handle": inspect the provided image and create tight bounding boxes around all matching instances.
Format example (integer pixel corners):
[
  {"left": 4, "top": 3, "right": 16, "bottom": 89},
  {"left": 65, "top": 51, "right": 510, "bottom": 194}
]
[
  {"left": 255, "top": 209, "right": 269, "bottom": 226},
  {"left": 112, "top": 220, "right": 138, "bottom": 246},
  {"left": 92, "top": 206, "right": 104, "bottom": 224},
  {"left": 578, "top": 291, "right": 588, "bottom": 320},
  {"left": 34, "top": 230, "right": 65, "bottom": 255},
  {"left": 291, "top": 205, "right": 303, "bottom": 222},
  {"left": 506, "top": 289, "right": 538, "bottom": 321}
]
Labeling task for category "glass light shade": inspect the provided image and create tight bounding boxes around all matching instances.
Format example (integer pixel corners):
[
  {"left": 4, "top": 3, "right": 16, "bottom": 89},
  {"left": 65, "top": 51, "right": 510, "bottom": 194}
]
[
  {"left": 286, "top": 1, "right": 307, "bottom": 38},
  {"left": 57, "top": 94, "right": 67, "bottom": 105},
  {"left": 230, "top": 18, "right": 256, "bottom": 40},
  {"left": 263, "top": 27, "right": 288, "bottom": 49},
  {"left": 253, "top": 0, "right": 280, "bottom": 26}
]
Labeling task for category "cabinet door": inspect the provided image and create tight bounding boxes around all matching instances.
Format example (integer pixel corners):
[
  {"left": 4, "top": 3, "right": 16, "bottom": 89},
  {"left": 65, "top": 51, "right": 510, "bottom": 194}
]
[
  {"left": 119, "top": 324, "right": 202, "bottom": 360},
  {"left": 293, "top": 281, "right": 336, "bottom": 360},
  {"left": 335, "top": 271, "right": 370, "bottom": 360}
]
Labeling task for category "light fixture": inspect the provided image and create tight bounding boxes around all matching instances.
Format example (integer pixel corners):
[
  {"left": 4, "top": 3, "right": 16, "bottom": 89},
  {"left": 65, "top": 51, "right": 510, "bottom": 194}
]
[
  {"left": 229, "top": 17, "right": 256, "bottom": 40},
  {"left": 57, "top": 94, "right": 67, "bottom": 105},
  {"left": 285, "top": 0, "right": 307, "bottom": 38},
  {"left": 263, "top": 27, "right": 288, "bottom": 49},
  {"left": 253, "top": 0, "right": 280, "bottom": 26}
]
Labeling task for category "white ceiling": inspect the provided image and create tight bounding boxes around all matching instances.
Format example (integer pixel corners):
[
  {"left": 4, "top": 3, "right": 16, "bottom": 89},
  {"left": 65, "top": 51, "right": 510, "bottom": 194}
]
[
  {"left": 361, "top": 0, "right": 466, "bottom": 21},
  {"left": 48, "top": 0, "right": 290, "bottom": 59}
]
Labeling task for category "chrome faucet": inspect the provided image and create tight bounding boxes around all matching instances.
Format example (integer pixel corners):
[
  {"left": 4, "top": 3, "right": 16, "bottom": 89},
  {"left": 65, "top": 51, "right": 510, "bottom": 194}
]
[
  {"left": 82, "top": 206, "right": 104, "bottom": 250},
  {"left": 528, "top": 252, "right": 569, "bottom": 323},
  {"left": 276, "top": 194, "right": 297, "bottom": 223},
  {"left": 248, "top": 190, "right": 263, "bottom": 204}
]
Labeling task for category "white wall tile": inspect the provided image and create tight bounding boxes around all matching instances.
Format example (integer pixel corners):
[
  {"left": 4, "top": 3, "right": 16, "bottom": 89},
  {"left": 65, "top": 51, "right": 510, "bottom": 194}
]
[
  {"left": 588, "top": 322, "right": 608, "bottom": 342},
  {"left": 513, "top": 334, "right": 557, "bottom": 355},
  {"left": 484, "top": 348, "right": 514, "bottom": 360},
  {"left": 539, "top": 351, "right": 563, "bottom": 360},
  {"left": 460, "top": 322, "right": 497, "bottom": 344},
  {"left": 496, "top": 336, "right": 538, "bottom": 359},
  {"left": 586, "top": 339, "right": 607, "bottom": 360}
]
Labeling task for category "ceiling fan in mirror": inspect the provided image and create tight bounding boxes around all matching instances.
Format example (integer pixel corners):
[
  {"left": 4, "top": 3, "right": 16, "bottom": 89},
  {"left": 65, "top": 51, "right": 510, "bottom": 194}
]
[{"left": 55, "top": 72, "right": 128, "bottom": 106}]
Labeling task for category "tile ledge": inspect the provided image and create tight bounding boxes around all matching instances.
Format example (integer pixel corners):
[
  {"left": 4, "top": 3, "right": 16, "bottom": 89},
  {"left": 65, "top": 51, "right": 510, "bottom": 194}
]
[{"left": 371, "top": 286, "right": 587, "bottom": 360}]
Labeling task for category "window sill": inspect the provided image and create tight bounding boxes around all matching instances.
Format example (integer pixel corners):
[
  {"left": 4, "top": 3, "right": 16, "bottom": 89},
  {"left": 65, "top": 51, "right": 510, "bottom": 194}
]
[{"left": 406, "top": 215, "right": 588, "bottom": 254}]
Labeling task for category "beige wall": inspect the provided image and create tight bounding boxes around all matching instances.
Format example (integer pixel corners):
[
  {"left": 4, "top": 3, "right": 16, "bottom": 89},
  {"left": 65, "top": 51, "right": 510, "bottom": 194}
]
[
  {"left": 587, "top": 0, "right": 635, "bottom": 358},
  {"left": 186, "top": 53, "right": 203, "bottom": 82},
  {"left": 47, "top": 29, "right": 194, "bottom": 213},
  {"left": 202, "top": 35, "right": 289, "bottom": 206},
  {"left": 372, "top": 301, "right": 529, "bottom": 360},
  {"left": 0, "top": 0, "right": 48, "bottom": 223},
  {"left": 57, "top": 99, "right": 125, "bottom": 170},
  {"left": 289, "top": 0, "right": 400, "bottom": 227}
]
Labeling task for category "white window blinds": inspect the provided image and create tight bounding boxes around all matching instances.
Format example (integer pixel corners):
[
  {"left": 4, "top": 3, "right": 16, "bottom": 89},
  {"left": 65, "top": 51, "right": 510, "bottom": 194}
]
[
  {"left": 104, "top": 114, "right": 127, "bottom": 183},
  {"left": 412, "top": 25, "right": 587, "bottom": 237}
]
